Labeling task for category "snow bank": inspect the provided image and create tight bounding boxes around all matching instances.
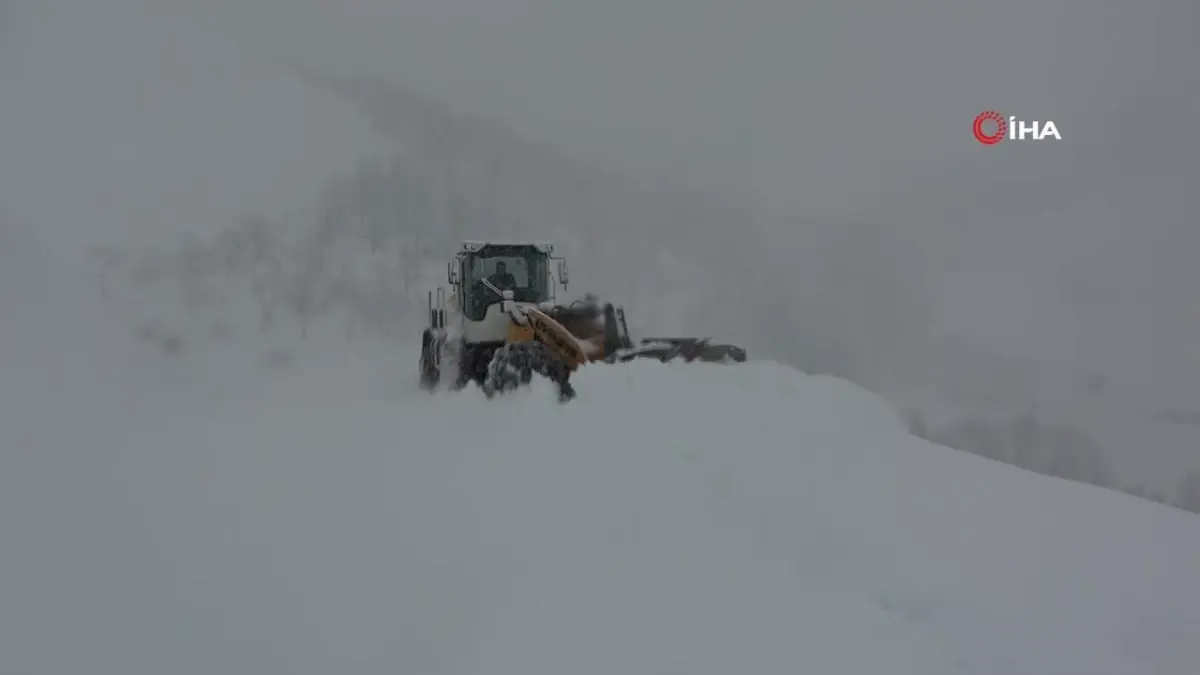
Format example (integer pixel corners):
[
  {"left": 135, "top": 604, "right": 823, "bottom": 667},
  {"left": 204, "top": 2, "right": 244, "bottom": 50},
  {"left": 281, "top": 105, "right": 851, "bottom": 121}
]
[{"left": 2, "top": 342, "right": 1198, "bottom": 675}]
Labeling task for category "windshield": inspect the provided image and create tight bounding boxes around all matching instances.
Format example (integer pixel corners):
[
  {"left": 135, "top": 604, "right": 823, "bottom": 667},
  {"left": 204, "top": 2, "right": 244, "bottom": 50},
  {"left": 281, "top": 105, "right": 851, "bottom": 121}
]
[{"left": 462, "top": 247, "right": 550, "bottom": 317}]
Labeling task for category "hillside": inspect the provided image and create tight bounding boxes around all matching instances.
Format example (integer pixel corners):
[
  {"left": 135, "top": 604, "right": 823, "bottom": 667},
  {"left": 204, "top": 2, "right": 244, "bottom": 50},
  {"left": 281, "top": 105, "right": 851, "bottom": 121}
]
[{"left": 83, "top": 65, "right": 1200, "bottom": 508}]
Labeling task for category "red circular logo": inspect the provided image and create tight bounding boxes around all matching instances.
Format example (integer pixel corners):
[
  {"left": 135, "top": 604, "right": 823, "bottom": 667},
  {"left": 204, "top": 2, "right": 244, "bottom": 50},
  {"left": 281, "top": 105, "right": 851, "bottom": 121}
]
[{"left": 973, "top": 110, "right": 1007, "bottom": 145}]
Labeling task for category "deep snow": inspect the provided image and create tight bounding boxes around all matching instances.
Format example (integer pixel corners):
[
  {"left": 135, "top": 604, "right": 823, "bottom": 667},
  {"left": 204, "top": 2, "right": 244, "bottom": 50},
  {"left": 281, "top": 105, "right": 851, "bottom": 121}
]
[{"left": 3, "top": 295, "right": 1199, "bottom": 675}]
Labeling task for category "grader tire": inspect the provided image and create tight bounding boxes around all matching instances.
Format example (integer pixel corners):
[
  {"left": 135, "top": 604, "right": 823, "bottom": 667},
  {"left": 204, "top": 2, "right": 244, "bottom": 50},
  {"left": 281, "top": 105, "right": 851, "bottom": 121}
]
[{"left": 483, "top": 341, "right": 576, "bottom": 401}]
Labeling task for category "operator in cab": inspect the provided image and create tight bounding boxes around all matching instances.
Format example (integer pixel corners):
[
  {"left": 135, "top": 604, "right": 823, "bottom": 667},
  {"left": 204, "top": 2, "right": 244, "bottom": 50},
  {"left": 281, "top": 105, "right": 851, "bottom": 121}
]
[{"left": 488, "top": 260, "right": 518, "bottom": 289}]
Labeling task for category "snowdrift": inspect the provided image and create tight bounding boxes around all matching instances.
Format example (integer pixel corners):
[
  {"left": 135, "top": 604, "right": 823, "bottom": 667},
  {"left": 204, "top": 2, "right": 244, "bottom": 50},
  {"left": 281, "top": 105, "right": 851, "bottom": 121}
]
[{"left": 2, "top": 346, "right": 1198, "bottom": 675}]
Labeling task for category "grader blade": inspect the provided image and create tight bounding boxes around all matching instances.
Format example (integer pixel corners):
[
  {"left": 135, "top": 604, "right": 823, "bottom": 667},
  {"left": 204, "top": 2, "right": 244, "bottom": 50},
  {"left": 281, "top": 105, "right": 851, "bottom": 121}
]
[{"left": 608, "top": 337, "right": 747, "bottom": 364}]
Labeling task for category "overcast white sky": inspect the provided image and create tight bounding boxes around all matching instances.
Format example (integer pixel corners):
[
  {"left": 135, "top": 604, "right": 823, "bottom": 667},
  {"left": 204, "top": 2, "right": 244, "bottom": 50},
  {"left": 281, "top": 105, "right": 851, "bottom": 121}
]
[{"left": 2, "top": 0, "right": 1197, "bottom": 408}]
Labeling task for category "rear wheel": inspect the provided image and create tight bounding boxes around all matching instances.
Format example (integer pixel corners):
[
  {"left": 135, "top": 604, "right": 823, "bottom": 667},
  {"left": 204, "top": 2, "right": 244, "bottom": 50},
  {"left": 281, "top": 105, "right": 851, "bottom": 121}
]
[{"left": 483, "top": 341, "right": 576, "bottom": 401}]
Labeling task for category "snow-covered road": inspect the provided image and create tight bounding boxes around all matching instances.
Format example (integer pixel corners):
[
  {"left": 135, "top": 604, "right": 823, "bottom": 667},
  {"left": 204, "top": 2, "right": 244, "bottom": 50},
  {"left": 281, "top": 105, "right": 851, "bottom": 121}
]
[{"left": 3, "top": 340, "right": 1197, "bottom": 675}]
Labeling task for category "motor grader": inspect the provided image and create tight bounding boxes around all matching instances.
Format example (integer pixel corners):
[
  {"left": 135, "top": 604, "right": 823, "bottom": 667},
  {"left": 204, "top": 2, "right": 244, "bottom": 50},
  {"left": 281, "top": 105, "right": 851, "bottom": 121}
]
[{"left": 419, "top": 241, "right": 745, "bottom": 400}]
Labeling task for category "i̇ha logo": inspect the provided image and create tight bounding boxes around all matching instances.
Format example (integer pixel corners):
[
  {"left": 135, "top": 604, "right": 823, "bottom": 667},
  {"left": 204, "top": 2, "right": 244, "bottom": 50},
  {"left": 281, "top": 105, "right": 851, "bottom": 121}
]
[{"left": 973, "top": 110, "right": 1061, "bottom": 145}]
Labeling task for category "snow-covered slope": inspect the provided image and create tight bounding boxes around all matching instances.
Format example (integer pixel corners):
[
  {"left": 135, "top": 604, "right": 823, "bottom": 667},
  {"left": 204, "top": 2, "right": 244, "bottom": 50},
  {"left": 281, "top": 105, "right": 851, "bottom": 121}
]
[
  {"left": 2, "top": 305, "right": 1198, "bottom": 675},
  {"left": 0, "top": 0, "right": 383, "bottom": 252}
]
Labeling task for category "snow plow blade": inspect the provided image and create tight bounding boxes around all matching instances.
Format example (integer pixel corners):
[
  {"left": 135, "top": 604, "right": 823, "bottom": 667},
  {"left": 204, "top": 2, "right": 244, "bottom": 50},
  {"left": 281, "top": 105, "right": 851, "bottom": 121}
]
[{"left": 607, "top": 337, "right": 747, "bottom": 364}]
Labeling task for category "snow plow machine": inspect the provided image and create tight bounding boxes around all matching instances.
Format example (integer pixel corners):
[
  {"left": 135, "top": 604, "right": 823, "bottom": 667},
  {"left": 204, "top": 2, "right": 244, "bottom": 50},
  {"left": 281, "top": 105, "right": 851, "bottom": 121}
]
[{"left": 419, "top": 241, "right": 746, "bottom": 401}]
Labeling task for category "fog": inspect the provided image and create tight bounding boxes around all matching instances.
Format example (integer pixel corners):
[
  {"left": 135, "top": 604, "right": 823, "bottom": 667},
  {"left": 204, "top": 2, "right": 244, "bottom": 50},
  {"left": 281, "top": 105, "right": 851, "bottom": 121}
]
[
  {"left": 0, "top": 0, "right": 382, "bottom": 250},
  {"left": 3, "top": 2, "right": 1198, "bottom": 479},
  {"left": 5, "top": 2, "right": 1200, "bottom": 673}
]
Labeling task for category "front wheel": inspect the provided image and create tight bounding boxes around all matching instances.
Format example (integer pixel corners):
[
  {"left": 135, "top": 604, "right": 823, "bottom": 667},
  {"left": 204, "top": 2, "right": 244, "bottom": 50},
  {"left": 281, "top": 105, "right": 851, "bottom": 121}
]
[
  {"left": 419, "top": 329, "right": 440, "bottom": 391},
  {"left": 483, "top": 341, "right": 576, "bottom": 401}
]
